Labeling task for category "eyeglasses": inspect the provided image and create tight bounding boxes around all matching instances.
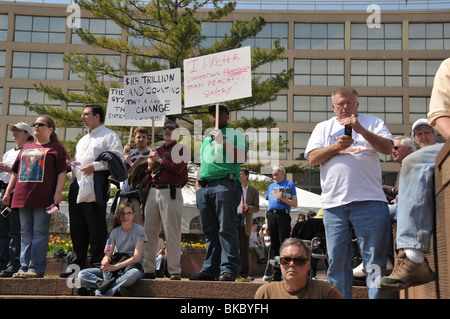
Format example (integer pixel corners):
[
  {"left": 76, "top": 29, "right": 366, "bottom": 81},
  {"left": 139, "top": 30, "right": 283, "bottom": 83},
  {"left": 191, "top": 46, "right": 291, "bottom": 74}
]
[
  {"left": 163, "top": 125, "right": 176, "bottom": 131},
  {"left": 122, "top": 211, "right": 134, "bottom": 216},
  {"left": 81, "top": 112, "right": 93, "bottom": 117},
  {"left": 32, "top": 122, "right": 48, "bottom": 128},
  {"left": 334, "top": 101, "right": 356, "bottom": 108},
  {"left": 278, "top": 256, "right": 309, "bottom": 266}
]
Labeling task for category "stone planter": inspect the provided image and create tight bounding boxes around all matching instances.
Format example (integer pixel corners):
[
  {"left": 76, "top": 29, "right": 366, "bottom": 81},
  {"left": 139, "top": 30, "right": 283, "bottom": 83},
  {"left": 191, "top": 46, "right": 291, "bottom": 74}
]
[{"left": 180, "top": 248, "right": 206, "bottom": 277}]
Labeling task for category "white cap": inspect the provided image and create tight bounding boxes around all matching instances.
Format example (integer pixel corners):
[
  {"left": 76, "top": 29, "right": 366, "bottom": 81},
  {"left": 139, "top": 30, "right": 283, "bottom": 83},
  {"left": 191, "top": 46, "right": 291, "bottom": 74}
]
[
  {"left": 8, "top": 122, "right": 33, "bottom": 135},
  {"left": 411, "top": 118, "right": 432, "bottom": 133}
]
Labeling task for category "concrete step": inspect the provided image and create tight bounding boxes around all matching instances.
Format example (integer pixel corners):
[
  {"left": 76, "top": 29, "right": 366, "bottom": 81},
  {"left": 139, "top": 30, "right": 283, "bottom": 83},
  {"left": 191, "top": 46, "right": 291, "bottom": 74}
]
[{"left": 0, "top": 277, "right": 368, "bottom": 299}]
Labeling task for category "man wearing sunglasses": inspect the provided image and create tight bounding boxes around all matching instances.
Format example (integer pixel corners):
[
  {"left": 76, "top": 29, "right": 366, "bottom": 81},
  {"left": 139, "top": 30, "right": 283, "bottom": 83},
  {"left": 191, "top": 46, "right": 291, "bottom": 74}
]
[
  {"left": 143, "top": 120, "right": 188, "bottom": 281},
  {"left": 254, "top": 238, "right": 343, "bottom": 299}
]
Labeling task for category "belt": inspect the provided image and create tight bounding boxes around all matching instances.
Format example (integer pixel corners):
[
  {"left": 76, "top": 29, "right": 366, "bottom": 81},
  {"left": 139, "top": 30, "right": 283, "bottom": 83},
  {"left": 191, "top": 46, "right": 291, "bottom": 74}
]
[
  {"left": 198, "top": 173, "right": 238, "bottom": 187},
  {"left": 151, "top": 184, "right": 181, "bottom": 189},
  {"left": 267, "top": 209, "right": 288, "bottom": 214}
]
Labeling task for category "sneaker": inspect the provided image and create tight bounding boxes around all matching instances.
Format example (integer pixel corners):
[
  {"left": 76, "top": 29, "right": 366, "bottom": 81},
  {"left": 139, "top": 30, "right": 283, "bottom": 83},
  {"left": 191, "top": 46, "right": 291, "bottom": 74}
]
[
  {"left": 379, "top": 250, "right": 436, "bottom": 291},
  {"left": 353, "top": 263, "right": 365, "bottom": 277},
  {"left": 13, "top": 270, "right": 43, "bottom": 278},
  {"left": 0, "top": 266, "right": 18, "bottom": 277}
]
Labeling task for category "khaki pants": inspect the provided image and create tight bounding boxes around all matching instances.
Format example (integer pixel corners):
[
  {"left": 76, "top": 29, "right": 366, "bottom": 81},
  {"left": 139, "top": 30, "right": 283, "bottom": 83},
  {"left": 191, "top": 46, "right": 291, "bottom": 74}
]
[{"left": 143, "top": 187, "right": 183, "bottom": 276}]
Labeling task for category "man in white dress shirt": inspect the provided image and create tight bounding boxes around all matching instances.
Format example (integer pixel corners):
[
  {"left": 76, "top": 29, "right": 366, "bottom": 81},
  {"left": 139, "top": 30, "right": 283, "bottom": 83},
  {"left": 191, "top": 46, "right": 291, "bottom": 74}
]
[{"left": 61, "top": 104, "right": 124, "bottom": 276}]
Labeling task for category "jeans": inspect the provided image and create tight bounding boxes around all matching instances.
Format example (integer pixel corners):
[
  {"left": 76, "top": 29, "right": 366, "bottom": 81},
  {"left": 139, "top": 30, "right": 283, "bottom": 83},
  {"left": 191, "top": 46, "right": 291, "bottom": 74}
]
[
  {"left": 0, "top": 208, "right": 21, "bottom": 270},
  {"left": 78, "top": 267, "right": 143, "bottom": 296},
  {"left": 19, "top": 207, "right": 51, "bottom": 274},
  {"left": 396, "top": 143, "right": 443, "bottom": 253},
  {"left": 323, "top": 201, "right": 391, "bottom": 299},
  {"left": 196, "top": 178, "right": 241, "bottom": 277}
]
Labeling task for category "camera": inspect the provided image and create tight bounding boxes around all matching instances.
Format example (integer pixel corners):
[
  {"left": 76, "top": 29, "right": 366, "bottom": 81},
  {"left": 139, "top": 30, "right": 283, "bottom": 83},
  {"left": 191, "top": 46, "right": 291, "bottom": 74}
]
[{"left": 1, "top": 206, "right": 12, "bottom": 218}]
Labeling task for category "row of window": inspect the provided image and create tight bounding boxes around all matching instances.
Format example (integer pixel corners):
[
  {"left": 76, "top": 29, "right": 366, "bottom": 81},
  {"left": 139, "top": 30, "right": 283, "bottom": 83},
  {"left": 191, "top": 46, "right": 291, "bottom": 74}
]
[
  {"left": 1, "top": 50, "right": 442, "bottom": 89},
  {"left": 1, "top": 14, "right": 450, "bottom": 50},
  {"left": 1, "top": 85, "right": 428, "bottom": 126}
]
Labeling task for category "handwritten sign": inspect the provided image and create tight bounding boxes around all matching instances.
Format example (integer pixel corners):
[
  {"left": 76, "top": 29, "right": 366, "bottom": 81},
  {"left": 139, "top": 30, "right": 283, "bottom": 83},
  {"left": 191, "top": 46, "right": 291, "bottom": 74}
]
[
  {"left": 105, "top": 88, "right": 165, "bottom": 127},
  {"left": 183, "top": 46, "right": 252, "bottom": 108},
  {"left": 123, "top": 68, "right": 182, "bottom": 119}
]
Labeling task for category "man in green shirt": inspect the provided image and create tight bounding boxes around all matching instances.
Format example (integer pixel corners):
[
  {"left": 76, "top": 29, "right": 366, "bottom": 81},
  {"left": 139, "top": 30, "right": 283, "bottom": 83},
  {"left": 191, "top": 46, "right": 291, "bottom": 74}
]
[{"left": 191, "top": 104, "right": 248, "bottom": 281}]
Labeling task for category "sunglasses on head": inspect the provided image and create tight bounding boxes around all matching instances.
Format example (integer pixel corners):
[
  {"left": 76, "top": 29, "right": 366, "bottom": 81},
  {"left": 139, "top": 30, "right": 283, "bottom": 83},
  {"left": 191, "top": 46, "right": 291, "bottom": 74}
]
[
  {"left": 163, "top": 125, "right": 176, "bottom": 130},
  {"left": 277, "top": 256, "right": 309, "bottom": 266},
  {"left": 32, "top": 122, "right": 48, "bottom": 127}
]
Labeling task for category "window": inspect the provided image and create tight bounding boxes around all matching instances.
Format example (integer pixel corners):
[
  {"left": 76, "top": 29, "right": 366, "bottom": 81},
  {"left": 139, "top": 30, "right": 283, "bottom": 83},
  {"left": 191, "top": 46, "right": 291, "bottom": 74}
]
[
  {"left": 351, "top": 60, "right": 402, "bottom": 87},
  {"left": 237, "top": 95, "right": 287, "bottom": 122},
  {"left": 292, "top": 132, "right": 312, "bottom": 160},
  {"left": 12, "top": 52, "right": 64, "bottom": 79},
  {"left": 409, "top": 97, "right": 430, "bottom": 124},
  {"left": 409, "top": 60, "right": 442, "bottom": 87},
  {"left": 294, "top": 59, "right": 344, "bottom": 86},
  {"left": 125, "top": 55, "right": 170, "bottom": 74},
  {"left": 294, "top": 23, "right": 344, "bottom": 50},
  {"left": 293, "top": 95, "right": 335, "bottom": 123},
  {"left": 69, "top": 54, "right": 121, "bottom": 82},
  {"left": 0, "top": 14, "right": 7, "bottom": 41},
  {"left": 357, "top": 96, "right": 403, "bottom": 124},
  {"left": 409, "top": 23, "right": 450, "bottom": 50},
  {"left": 14, "top": 15, "right": 66, "bottom": 43},
  {"left": 241, "top": 23, "right": 288, "bottom": 49},
  {"left": 200, "top": 21, "right": 233, "bottom": 47},
  {"left": 351, "top": 23, "right": 402, "bottom": 50},
  {"left": 72, "top": 18, "right": 122, "bottom": 44},
  {"left": 8, "top": 88, "right": 60, "bottom": 116},
  {"left": 0, "top": 51, "right": 5, "bottom": 78}
]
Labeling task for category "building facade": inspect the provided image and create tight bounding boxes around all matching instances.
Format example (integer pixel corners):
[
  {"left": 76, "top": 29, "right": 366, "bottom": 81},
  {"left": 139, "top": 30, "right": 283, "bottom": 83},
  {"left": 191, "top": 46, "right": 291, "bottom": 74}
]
[{"left": 1, "top": 1, "right": 449, "bottom": 194}]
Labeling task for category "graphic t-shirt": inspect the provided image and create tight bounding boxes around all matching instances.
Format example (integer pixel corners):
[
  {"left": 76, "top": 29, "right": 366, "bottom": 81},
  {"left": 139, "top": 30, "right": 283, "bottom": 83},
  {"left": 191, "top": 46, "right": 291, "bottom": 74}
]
[
  {"left": 11, "top": 141, "right": 69, "bottom": 209},
  {"left": 304, "top": 114, "right": 392, "bottom": 209},
  {"left": 265, "top": 179, "right": 297, "bottom": 212}
]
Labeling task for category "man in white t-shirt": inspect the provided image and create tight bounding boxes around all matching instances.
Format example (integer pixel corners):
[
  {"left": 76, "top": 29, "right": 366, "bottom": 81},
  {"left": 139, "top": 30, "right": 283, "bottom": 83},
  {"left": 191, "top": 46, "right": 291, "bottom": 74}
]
[{"left": 305, "top": 87, "right": 393, "bottom": 299}]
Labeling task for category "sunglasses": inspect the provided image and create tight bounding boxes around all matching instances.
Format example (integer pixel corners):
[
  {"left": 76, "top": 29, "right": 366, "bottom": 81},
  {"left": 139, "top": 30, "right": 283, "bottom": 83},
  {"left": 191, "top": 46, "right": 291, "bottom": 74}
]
[
  {"left": 32, "top": 122, "right": 48, "bottom": 128},
  {"left": 163, "top": 125, "right": 176, "bottom": 131},
  {"left": 278, "top": 256, "right": 309, "bottom": 266},
  {"left": 393, "top": 146, "right": 400, "bottom": 150}
]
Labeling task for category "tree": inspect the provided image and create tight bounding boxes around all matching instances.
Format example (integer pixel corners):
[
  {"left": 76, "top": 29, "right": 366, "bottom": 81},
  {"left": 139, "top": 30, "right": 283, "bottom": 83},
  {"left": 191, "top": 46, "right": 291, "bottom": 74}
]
[{"left": 28, "top": 0, "right": 293, "bottom": 149}]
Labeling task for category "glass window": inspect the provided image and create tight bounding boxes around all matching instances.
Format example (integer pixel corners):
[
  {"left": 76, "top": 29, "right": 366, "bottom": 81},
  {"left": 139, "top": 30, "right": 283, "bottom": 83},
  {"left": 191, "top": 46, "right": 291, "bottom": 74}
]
[
  {"left": 14, "top": 15, "right": 66, "bottom": 44},
  {"left": 9, "top": 88, "right": 59, "bottom": 116},
  {"left": 72, "top": 18, "right": 122, "bottom": 44},
  {"left": 0, "top": 14, "right": 8, "bottom": 41},
  {"left": 409, "top": 97, "right": 430, "bottom": 123},
  {"left": 293, "top": 132, "right": 312, "bottom": 160},
  {"left": 409, "top": 60, "right": 442, "bottom": 87},
  {"left": 409, "top": 23, "right": 450, "bottom": 50},
  {"left": 351, "top": 23, "right": 402, "bottom": 50},
  {"left": 293, "top": 95, "right": 335, "bottom": 123},
  {"left": 237, "top": 95, "right": 288, "bottom": 122},
  {"left": 12, "top": 52, "right": 64, "bottom": 80},
  {"left": 357, "top": 96, "right": 403, "bottom": 124},
  {"left": 350, "top": 60, "right": 402, "bottom": 87},
  {"left": 294, "top": 23, "right": 344, "bottom": 50},
  {"left": 294, "top": 59, "right": 344, "bottom": 86}
]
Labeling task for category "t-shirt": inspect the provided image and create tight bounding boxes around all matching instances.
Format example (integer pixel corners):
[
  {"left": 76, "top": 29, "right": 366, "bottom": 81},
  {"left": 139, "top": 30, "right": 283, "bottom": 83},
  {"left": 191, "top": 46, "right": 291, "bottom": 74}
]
[
  {"left": 199, "top": 125, "right": 248, "bottom": 183},
  {"left": 109, "top": 223, "right": 148, "bottom": 266},
  {"left": 11, "top": 141, "right": 69, "bottom": 209},
  {"left": 254, "top": 280, "right": 344, "bottom": 299},
  {"left": 265, "top": 179, "right": 297, "bottom": 212},
  {"left": 304, "top": 114, "right": 392, "bottom": 209},
  {"left": 0, "top": 147, "right": 20, "bottom": 184}
]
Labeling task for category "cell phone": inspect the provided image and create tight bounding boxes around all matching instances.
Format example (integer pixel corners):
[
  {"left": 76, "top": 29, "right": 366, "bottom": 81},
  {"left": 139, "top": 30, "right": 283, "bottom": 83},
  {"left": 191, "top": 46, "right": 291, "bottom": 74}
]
[
  {"left": 345, "top": 125, "right": 352, "bottom": 137},
  {"left": 1, "top": 206, "right": 12, "bottom": 218}
]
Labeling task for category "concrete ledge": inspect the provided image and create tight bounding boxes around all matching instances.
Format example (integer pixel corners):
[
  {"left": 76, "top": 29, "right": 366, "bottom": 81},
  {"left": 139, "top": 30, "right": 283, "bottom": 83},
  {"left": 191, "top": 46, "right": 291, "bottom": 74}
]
[{"left": 0, "top": 278, "right": 368, "bottom": 299}]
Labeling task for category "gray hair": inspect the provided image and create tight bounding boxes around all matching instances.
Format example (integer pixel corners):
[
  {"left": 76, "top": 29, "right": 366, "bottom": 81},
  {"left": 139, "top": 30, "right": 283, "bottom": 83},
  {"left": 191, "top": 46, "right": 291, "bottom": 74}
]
[
  {"left": 273, "top": 164, "right": 286, "bottom": 173},
  {"left": 393, "top": 136, "right": 417, "bottom": 152},
  {"left": 280, "top": 238, "right": 311, "bottom": 260}
]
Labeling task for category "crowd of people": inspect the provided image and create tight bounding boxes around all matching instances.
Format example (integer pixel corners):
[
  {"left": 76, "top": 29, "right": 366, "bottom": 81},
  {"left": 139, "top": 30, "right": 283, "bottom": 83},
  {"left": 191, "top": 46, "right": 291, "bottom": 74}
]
[{"left": 0, "top": 57, "right": 449, "bottom": 299}]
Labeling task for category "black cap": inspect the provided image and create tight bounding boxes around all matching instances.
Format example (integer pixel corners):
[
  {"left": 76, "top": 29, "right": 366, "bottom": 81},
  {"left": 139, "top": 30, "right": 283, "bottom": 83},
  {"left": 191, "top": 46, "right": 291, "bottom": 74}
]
[{"left": 208, "top": 104, "right": 229, "bottom": 115}]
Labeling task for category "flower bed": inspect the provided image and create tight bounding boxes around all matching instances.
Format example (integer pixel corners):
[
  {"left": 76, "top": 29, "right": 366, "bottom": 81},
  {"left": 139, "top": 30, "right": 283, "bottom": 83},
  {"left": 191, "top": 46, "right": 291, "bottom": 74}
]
[{"left": 48, "top": 234, "right": 72, "bottom": 257}]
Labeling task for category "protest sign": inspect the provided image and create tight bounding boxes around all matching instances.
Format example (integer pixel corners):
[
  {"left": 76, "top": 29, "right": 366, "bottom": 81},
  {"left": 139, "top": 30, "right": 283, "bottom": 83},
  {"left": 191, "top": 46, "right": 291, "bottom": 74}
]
[
  {"left": 183, "top": 46, "right": 252, "bottom": 108},
  {"left": 105, "top": 88, "right": 165, "bottom": 127},
  {"left": 123, "top": 68, "right": 182, "bottom": 119}
]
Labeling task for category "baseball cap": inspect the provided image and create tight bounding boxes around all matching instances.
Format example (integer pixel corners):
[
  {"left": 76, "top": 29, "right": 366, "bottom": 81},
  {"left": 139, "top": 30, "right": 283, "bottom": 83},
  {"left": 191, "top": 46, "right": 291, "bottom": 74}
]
[
  {"left": 208, "top": 104, "right": 230, "bottom": 115},
  {"left": 8, "top": 122, "right": 33, "bottom": 135},
  {"left": 411, "top": 118, "right": 432, "bottom": 133}
]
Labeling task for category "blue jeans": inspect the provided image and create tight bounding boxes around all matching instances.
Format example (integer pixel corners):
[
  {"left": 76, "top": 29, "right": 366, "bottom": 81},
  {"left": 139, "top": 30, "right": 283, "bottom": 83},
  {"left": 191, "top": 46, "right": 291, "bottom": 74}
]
[
  {"left": 396, "top": 143, "right": 443, "bottom": 253},
  {"left": 19, "top": 207, "right": 51, "bottom": 274},
  {"left": 78, "top": 267, "right": 143, "bottom": 296},
  {"left": 323, "top": 201, "right": 391, "bottom": 299},
  {"left": 196, "top": 178, "right": 241, "bottom": 277},
  {"left": 0, "top": 208, "right": 21, "bottom": 270}
]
